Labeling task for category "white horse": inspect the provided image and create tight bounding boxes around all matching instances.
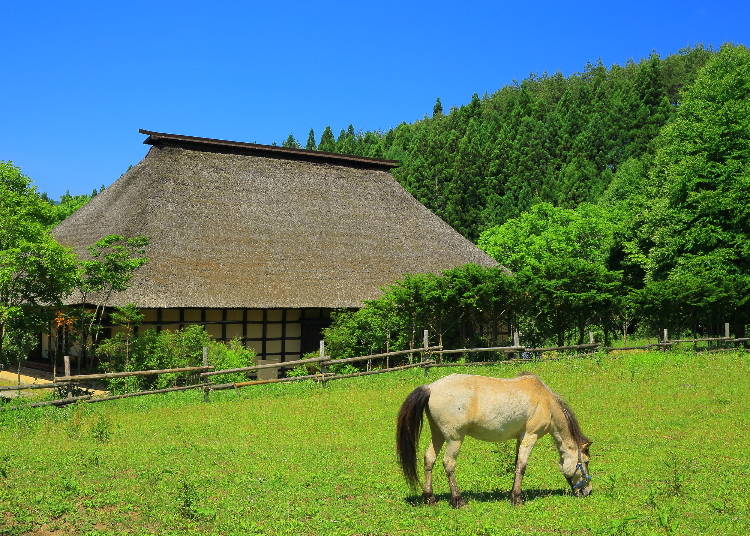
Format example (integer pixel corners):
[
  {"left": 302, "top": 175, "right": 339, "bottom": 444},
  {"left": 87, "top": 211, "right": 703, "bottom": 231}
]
[{"left": 396, "top": 372, "right": 592, "bottom": 507}]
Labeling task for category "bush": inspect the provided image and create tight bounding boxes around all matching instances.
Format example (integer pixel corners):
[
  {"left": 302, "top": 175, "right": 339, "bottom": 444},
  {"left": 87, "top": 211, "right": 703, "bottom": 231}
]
[
  {"left": 96, "top": 325, "right": 255, "bottom": 393},
  {"left": 323, "top": 264, "right": 518, "bottom": 360},
  {"left": 208, "top": 339, "right": 256, "bottom": 384}
]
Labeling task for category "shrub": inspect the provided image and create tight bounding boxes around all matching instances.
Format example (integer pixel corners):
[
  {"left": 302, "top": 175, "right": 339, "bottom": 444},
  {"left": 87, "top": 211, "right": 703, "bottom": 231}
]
[
  {"left": 207, "top": 339, "right": 256, "bottom": 384},
  {"left": 97, "top": 325, "right": 254, "bottom": 393}
]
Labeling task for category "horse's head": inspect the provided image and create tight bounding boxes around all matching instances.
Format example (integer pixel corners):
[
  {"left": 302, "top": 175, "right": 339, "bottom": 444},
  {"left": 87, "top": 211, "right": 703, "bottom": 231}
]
[{"left": 564, "top": 441, "right": 592, "bottom": 497}]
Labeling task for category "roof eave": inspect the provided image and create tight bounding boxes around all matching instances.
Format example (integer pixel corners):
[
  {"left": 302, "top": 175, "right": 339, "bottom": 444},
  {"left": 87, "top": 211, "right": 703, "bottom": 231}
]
[{"left": 139, "top": 129, "right": 401, "bottom": 170}]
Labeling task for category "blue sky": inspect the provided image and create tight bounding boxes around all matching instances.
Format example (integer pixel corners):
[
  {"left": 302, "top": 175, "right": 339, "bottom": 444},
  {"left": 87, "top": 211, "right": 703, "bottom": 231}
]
[{"left": 2, "top": 0, "right": 748, "bottom": 199}]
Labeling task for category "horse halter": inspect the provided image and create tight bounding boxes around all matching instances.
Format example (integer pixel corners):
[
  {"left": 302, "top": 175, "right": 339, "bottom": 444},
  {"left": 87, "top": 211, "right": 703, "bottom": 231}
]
[{"left": 572, "top": 449, "right": 592, "bottom": 490}]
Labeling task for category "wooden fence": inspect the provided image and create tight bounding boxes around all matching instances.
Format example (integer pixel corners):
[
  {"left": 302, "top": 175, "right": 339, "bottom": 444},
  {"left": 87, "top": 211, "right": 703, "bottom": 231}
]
[{"left": 2, "top": 326, "right": 747, "bottom": 411}]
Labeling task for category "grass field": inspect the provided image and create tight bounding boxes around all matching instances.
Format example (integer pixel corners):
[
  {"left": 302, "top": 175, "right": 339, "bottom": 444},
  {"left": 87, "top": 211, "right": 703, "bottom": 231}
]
[{"left": 1, "top": 350, "right": 748, "bottom": 536}]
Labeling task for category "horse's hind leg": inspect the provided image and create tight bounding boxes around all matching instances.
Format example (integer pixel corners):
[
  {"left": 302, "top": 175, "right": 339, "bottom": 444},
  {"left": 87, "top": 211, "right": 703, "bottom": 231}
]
[
  {"left": 443, "top": 437, "right": 466, "bottom": 508},
  {"left": 423, "top": 423, "right": 444, "bottom": 504}
]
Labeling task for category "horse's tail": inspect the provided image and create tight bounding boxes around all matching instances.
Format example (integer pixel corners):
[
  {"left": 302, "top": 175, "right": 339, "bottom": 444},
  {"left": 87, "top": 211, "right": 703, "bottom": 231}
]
[{"left": 396, "top": 385, "right": 431, "bottom": 489}]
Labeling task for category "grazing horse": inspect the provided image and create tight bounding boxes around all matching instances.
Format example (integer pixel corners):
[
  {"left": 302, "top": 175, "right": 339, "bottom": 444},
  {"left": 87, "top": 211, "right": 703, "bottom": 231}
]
[{"left": 396, "top": 372, "right": 592, "bottom": 507}]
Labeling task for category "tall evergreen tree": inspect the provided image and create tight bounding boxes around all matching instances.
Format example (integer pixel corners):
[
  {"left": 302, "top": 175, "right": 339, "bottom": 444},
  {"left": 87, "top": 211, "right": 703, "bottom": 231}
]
[
  {"left": 305, "top": 129, "right": 316, "bottom": 150},
  {"left": 433, "top": 97, "right": 443, "bottom": 117},
  {"left": 282, "top": 134, "right": 301, "bottom": 149},
  {"left": 318, "top": 126, "right": 336, "bottom": 152}
]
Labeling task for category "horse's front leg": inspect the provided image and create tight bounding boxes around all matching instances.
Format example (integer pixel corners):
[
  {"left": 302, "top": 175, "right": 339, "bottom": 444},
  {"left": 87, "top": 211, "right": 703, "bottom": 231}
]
[
  {"left": 511, "top": 433, "right": 538, "bottom": 506},
  {"left": 443, "top": 438, "right": 466, "bottom": 508}
]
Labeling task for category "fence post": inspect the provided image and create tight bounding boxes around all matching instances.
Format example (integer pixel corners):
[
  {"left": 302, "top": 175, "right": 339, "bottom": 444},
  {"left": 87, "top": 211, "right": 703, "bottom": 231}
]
[
  {"left": 64, "top": 355, "right": 72, "bottom": 399},
  {"left": 511, "top": 330, "right": 521, "bottom": 360},
  {"left": 319, "top": 341, "right": 327, "bottom": 386},
  {"left": 422, "top": 329, "right": 430, "bottom": 375},
  {"left": 202, "top": 346, "right": 210, "bottom": 403},
  {"left": 662, "top": 329, "right": 669, "bottom": 352},
  {"left": 723, "top": 322, "right": 730, "bottom": 350}
]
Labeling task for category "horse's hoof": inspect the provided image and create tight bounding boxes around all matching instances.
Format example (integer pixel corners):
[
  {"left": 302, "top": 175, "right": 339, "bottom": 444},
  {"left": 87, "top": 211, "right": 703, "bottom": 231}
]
[
  {"left": 450, "top": 496, "right": 467, "bottom": 509},
  {"left": 423, "top": 493, "right": 438, "bottom": 505}
]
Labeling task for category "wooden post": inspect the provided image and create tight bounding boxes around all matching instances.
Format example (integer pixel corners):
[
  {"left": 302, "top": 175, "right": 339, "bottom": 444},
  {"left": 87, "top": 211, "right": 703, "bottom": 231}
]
[
  {"left": 319, "top": 341, "right": 327, "bottom": 386},
  {"left": 386, "top": 339, "right": 390, "bottom": 369},
  {"left": 422, "top": 330, "right": 429, "bottom": 375},
  {"left": 64, "top": 355, "right": 72, "bottom": 399},
  {"left": 662, "top": 329, "right": 668, "bottom": 352},
  {"left": 723, "top": 322, "right": 730, "bottom": 350},
  {"left": 202, "top": 346, "right": 210, "bottom": 403},
  {"left": 589, "top": 331, "right": 594, "bottom": 344},
  {"left": 511, "top": 330, "right": 520, "bottom": 360}
]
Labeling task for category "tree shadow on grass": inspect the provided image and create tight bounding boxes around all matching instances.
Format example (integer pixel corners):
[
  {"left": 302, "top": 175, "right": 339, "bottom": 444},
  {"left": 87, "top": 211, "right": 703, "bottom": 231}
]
[{"left": 404, "top": 488, "right": 569, "bottom": 506}]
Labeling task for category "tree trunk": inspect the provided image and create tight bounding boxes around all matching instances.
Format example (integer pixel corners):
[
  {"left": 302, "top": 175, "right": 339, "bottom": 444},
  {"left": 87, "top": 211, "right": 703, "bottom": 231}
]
[
  {"left": 736, "top": 311, "right": 747, "bottom": 347},
  {"left": 604, "top": 325, "right": 611, "bottom": 347},
  {"left": 577, "top": 322, "right": 586, "bottom": 346}
]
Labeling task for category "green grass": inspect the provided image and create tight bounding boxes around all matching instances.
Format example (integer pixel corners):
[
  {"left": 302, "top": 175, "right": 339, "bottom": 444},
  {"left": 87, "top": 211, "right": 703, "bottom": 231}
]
[{"left": 1, "top": 351, "right": 749, "bottom": 535}]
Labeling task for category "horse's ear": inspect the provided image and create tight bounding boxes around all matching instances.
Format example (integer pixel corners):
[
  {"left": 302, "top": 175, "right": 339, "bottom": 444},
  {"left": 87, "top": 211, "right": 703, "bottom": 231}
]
[{"left": 581, "top": 440, "right": 592, "bottom": 451}]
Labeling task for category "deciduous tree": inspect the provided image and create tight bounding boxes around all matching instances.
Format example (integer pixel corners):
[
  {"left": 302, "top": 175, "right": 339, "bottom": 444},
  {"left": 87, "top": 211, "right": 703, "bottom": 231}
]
[{"left": 0, "top": 162, "right": 77, "bottom": 379}]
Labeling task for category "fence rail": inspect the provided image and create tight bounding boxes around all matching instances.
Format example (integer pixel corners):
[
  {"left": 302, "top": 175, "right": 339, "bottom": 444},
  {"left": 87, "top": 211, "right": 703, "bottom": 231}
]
[
  {"left": 57, "top": 365, "right": 214, "bottom": 382},
  {"left": 200, "top": 356, "right": 329, "bottom": 377},
  {"left": 325, "top": 346, "right": 442, "bottom": 366},
  {"left": 0, "top": 382, "right": 70, "bottom": 392},
  {"left": 2, "top": 326, "right": 747, "bottom": 411},
  {"left": 436, "top": 345, "right": 521, "bottom": 355}
]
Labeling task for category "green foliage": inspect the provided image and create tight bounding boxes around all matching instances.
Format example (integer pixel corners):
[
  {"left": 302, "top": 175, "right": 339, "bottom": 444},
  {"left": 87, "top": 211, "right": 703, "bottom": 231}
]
[
  {"left": 630, "top": 44, "right": 750, "bottom": 332},
  {"left": 97, "top": 325, "right": 255, "bottom": 392},
  {"left": 281, "top": 134, "right": 300, "bottom": 148},
  {"left": 176, "top": 479, "right": 216, "bottom": 521},
  {"left": 76, "top": 235, "right": 150, "bottom": 299},
  {"left": 109, "top": 304, "right": 144, "bottom": 328},
  {"left": 432, "top": 97, "right": 443, "bottom": 117},
  {"left": 94, "top": 304, "right": 143, "bottom": 369},
  {"left": 0, "top": 162, "right": 78, "bottom": 368},
  {"left": 49, "top": 191, "right": 94, "bottom": 225},
  {"left": 208, "top": 339, "right": 257, "bottom": 384},
  {"left": 479, "top": 203, "right": 623, "bottom": 344},
  {"left": 478, "top": 203, "right": 620, "bottom": 271},
  {"left": 70, "top": 235, "right": 149, "bottom": 368},
  {"left": 90, "top": 414, "right": 112, "bottom": 443},
  {"left": 324, "top": 264, "right": 517, "bottom": 359},
  {"left": 305, "top": 128, "right": 316, "bottom": 150},
  {"left": 317, "top": 126, "right": 336, "bottom": 152}
]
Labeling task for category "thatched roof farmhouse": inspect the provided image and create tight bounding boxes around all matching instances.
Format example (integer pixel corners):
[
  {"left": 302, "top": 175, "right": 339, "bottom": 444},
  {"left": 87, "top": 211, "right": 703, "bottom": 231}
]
[{"left": 48, "top": 130, "right": 498, "bottom": 376}]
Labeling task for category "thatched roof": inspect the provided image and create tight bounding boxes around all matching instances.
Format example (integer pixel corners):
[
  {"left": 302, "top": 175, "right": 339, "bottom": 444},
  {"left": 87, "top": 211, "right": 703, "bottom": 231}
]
[{"left": 53, "top": 130, "right": 499, "bottom": 309}]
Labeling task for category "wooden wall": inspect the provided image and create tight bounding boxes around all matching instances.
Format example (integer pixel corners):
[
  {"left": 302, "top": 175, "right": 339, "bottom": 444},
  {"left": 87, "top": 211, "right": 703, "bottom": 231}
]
[
  {"left": 40, "top": 308, "right": 333, "bottom": 379},
  {"left": 136, "top": 307, "right": 332, "bottom": 379}
]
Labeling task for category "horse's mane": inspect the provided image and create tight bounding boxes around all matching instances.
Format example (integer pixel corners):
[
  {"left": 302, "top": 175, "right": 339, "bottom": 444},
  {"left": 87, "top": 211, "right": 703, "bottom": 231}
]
[
  {"left": 553, "top": 395, "right": 590, "bottom": 447},
  {"left": 517, "top": 372, "right": 590, "bottom": 447}
]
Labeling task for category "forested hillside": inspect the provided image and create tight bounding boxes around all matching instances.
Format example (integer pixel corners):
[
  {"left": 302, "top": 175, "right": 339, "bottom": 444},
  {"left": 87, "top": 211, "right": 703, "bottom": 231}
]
[
  {"left": 293, "top": 47, "right": 713, "bottom": 240},
  {"left": 312, "top": 44, "right": 750, "bottom": 353}
]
